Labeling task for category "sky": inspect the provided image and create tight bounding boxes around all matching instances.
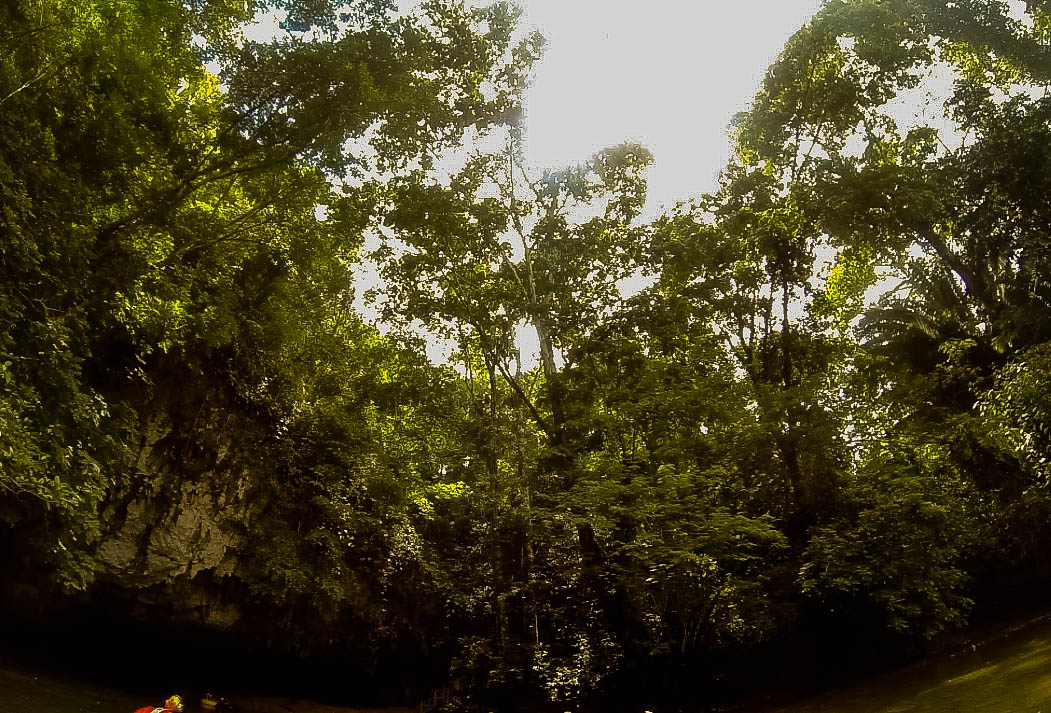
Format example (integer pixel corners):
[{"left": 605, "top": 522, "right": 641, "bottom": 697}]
[
  {"left": 485, "top": 1, "right": 824, "bottom": 366},
  {"left": 247, "top": 1, "right": 829, "bottom": 364},
  {"left": 244, "top": 1, "right": 825, "bottom": 209},
  {"left": 518, "top": 0, "right": 824, "bottom": 212},
  {"left": 436, "top": 1, "right": 825, "bottom": 364}
]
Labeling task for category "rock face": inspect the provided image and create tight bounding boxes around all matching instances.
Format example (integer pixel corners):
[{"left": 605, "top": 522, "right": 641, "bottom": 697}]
[
  {"left": 95, "top": 361, "right": 275, "bottom": 629},
  {"left": 0, "top": 360, "right": 408, "bottom": 699}
]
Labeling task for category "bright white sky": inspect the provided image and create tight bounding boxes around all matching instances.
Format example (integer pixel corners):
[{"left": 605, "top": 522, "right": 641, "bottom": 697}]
[
  {"left": 457, "top": 1, "right": 824, "bottom": 364},
  {"left": 246, "top": 1, "right": 827, "bottom": 364},
  {"left": 518, "top": 0, "right": 823, "bottom": 212},
  {"left": 245, "top": 1, "right": 824, "bottom": 208}
]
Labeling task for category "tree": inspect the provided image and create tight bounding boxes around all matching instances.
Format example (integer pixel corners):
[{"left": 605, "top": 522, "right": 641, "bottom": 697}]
[
  {"left": 0, "top": 0, "right": 537, "bottom": 590},
  {"left": 372, "top": 136, "right": 655, "bottom": 701},
  {"left": 711, "top": 0, "right": 1051, "bottom": 639}
]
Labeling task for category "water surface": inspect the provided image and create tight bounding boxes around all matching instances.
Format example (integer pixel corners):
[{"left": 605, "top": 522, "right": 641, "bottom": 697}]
[
  {"left": 3, "top": 619, "right": 1051, "bottom": 713},
  {"left": 0, "top": 663, "right": 146, "bottom": 713},
  {"left": 757, "top": 618, "right": 1051, "bottom": 713}
]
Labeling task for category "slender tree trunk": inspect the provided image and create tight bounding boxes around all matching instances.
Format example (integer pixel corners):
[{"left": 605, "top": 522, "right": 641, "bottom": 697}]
[
  {"left": 781, "top": 277, "right": 793, "bottom": 389},
  {"left": 779, "top": 276, "right": 804, "bottom": 506},
  {"left": 486, "top": 359, "right": 499, "bottom": 479},
  {"left": 517, "top": 350, "right": 540, "bottom": 649},
  {"left": 481, "top": 356, "right": 505, "bottom": 652},
  {"left": 534, "top": 319, "right": 568, "bottom": 460}
]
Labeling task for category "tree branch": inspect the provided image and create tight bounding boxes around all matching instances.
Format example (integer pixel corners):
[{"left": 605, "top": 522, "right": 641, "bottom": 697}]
[
  {"left": 918, "top": 229, "right": 1000, "bottom": 315},
  {"left": 473, "top": 321, "right": 551, "bottom": 436}
]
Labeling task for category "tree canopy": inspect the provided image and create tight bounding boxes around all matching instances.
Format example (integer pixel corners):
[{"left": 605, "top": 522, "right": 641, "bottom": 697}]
[{"left": 3, "top": 0, "right": 1051, "bottom": 710}]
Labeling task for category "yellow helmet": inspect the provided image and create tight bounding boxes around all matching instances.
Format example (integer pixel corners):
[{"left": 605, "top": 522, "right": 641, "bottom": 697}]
[{"left": 164, "top": 695, "right": 184, "bottom": 712}]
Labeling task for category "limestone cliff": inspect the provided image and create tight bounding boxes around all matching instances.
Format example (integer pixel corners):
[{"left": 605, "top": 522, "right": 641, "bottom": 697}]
[{"left": 95, "top": 361, "right": 275, "bottom": 629}]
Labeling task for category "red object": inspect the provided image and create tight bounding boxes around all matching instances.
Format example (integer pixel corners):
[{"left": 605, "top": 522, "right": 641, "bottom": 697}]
[{"left": 133, "top": 707, "right": 159, "bottom": 713}]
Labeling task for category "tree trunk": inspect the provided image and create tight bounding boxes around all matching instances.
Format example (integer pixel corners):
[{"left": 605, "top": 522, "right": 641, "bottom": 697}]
[{"left": 780, "top": 276, "right": 804, "bottom": 505}]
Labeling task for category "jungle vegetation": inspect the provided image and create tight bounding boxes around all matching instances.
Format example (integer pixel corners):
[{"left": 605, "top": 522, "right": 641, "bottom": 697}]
[{"left": 3, "top": 0, "right": 1051, "bottom": 709}]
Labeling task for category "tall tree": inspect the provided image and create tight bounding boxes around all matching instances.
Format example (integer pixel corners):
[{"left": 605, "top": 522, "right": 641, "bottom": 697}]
[{"left": 0, "top": 0, "right": 537, "bottom": 588}]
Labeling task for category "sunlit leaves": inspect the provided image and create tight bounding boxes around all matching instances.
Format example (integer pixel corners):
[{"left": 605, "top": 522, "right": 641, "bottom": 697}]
[
  {"left": 0, "top": 0, "right": 540, "bottom": 604},
  {"left": 979, "top": 343, "right": 1051, "bottom": 482},
  {"left": 812, "top": 248, "right": 877, "bottom": 325},
  {"left": 735, "top": 0, "right": 930, "bottom": 170}
]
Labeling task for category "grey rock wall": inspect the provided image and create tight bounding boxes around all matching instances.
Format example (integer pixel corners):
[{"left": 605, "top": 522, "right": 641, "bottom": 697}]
[{"left": 95, "top": 367, "right": 276, "bottom": 627}]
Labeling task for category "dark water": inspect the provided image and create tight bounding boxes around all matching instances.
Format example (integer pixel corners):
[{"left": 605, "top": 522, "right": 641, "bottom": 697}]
[
  {"left": 0, "top": 661, "right": 220, "bottom": 713},
  {"left": 756, "top": 618, "right": 1051, "bottom": 713},
  {"left": 0, "top": 663, "right": 146, "bottom": 712},
  {"left": 2, "top": 620, "right": 1051, "bottom": 713}
]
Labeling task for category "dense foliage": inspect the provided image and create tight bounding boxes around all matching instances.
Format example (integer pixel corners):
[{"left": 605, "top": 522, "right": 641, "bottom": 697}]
[{"left": 3, "top": 0, "right": 1051, "bottom": 710}]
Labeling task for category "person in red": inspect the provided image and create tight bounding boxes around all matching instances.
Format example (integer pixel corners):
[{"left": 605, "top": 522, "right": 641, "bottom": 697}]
[{"left": 133, "top": 694, "right": 184, "bottom": 713}]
